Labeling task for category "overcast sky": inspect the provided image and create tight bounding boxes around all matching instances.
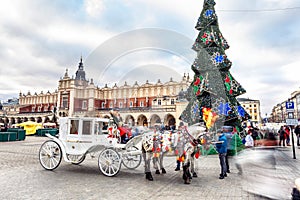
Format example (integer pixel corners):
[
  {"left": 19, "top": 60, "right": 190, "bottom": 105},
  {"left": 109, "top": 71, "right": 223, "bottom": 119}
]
[{"left": 0, "top": 0, "right": 299, "bottom": 117}]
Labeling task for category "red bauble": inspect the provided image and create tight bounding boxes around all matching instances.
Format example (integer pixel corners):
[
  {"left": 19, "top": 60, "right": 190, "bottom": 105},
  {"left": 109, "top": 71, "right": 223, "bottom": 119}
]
[{"left": 194, "top": 77, "right": 201, "bottom": 86}]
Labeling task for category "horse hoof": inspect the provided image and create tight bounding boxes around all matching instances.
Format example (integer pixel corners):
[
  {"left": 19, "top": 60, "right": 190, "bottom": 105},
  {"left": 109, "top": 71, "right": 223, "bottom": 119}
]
[
  {"left": 193, "top": 172, "right": 198, "bottom": 178},
  {"left": 161, "top": 168, "right": 166, "bottom": 174},
  {"left": 155, "top": 169, "right": 160, "bottom": 174},
  {"left": 146, "top": 172, "right": 154, "bottom": 181}
]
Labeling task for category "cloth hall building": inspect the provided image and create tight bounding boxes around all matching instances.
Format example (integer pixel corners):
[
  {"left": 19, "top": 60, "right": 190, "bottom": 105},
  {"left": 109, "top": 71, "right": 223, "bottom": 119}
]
[{"left": 12, "top": 58, "right": 192, "bottom": 128}]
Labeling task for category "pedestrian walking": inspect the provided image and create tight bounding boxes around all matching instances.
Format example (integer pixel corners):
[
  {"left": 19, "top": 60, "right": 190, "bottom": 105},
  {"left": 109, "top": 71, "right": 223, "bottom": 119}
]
[
  {"left": 245, "top": 131, "right": 254, "bottom": 148},
  {"left": 295, "top": 125, "right": 300, "bottom": 146},
  {"left": 278, "top": 126, "right": 286, "bottom": 147},
  {"left": 285, "top": 126, "right": 291, "bottom": 146},
  {"left": 223, "top": 126, "right": 233, "bottom": 173},
  {"left": 215, "top": 129, "right": 228, "bottom": 179}
]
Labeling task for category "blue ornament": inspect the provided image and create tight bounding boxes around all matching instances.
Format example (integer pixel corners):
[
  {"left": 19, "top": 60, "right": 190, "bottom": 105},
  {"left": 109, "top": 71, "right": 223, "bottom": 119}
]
[
  {"left": 205, "top": 9, "right": 214, "bottom": 17},
  {"left": 215, "top": 54, "right": 224, "bottom": 63},
  {"left": 193, "top": 103, "right": 199, "bottom": 114},
  {"left": 218, "top": 102, "right": 231, "bottom": 116},
  {"left": 237, "top": 106, "right": 245, "bottom": 117}
]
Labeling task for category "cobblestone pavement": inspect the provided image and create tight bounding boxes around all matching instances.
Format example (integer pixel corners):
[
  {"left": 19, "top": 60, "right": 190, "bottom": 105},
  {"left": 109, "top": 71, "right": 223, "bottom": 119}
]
[{"left": 0, "top": 135, "right": 299, "bottom": 200}]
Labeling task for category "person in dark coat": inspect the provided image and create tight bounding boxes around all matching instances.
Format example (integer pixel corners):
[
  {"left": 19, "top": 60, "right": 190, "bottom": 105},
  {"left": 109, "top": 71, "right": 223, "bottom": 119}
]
[
  {"left": 295, "top": 125, "right": 300, "bottom": 146},
  {"left": 278, "top": 126, "right": 286, "bottom": 147}
]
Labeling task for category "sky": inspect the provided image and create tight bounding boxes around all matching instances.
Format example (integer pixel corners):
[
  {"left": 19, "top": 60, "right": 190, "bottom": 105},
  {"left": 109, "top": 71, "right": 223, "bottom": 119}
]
[{"left": 0, "top": 0, "right": 300, "bottom": 117}]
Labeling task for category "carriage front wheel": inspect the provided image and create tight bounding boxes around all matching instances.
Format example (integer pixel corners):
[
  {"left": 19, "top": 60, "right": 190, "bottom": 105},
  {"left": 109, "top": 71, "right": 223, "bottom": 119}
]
[
  {"left": 122, "top": 146, "right": 142, "bottom": 169},
  {"left": 98, "top": 148, "right": 121, "bottom": 177},
  {"left": 39, "top": 140, "right": 62, "bottom": 170}
]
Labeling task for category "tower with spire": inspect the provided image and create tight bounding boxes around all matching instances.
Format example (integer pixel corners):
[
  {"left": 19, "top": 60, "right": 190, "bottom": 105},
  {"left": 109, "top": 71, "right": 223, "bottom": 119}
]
[{"left": 75, "top": 56, "right": 86, "bottom": 81}]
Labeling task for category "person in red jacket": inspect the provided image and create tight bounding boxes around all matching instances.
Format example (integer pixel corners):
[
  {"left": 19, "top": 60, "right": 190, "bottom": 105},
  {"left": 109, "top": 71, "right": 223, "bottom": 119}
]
[{"left": 285, "top": 126, "right": 291, "bottom": 146}]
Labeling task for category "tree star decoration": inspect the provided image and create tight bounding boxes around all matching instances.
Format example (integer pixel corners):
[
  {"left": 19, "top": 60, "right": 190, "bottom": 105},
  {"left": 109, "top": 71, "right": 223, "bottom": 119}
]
[
  {"left": 204, "top": 9, "right": 214, "bottom": 18},
  {"left": 212, "top": 52, "right": 224, "bottom": 66}
]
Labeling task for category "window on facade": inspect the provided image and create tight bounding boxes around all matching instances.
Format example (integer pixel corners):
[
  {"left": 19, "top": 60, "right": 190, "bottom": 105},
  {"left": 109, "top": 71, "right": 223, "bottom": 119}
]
[
  {"left": 158, "top": 99, "right": 161, "bottom": 105},
  {"left": 82, "top": 100, "right": 87, "bottom": 110},
  {"left": 254, "top": 104, "right": 257, "bottom": 107},
  {"left": 250, "top": 105, "right": 252, "bottom": 107},
  {"left": 32, "top": 107, "right": 35, "bottom": 112},
  {"left": 119, "top": 102, "right": 123, "bottom": 108},
  {"left": 109, "top": 102, "right": 113, "bottom": 108},
  {"left": 254, "top": 109, "right": 257, "bottom": 113},
  {"left": 101, "top": 102, "right": 105, "bottom": 108},
  {"left": 130, "top": 101, "right": 133, "bottom": 107},
  {"left": 82, "top": 120, "right": 92, "bottom": 135},
  {"left": 171, "top": 99, "right": 175, "bottom": 105},
  {"left": 38, "top": 106, "right": 41, "bottom": 112},
  {"left": 140, "top": 101, "right": 144, "bottom": 107},
  {"left": 70, "top": 120, "right": 79, "bottom": 134},
  {"left": 62, "top": 96, "right": 68, "bottom": 108}
]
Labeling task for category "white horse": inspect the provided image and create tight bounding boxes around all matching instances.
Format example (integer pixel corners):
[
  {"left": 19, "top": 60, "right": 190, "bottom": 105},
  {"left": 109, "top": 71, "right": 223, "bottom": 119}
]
[{"left": 142, "top": 123, "right": 207, "bottom": 184}]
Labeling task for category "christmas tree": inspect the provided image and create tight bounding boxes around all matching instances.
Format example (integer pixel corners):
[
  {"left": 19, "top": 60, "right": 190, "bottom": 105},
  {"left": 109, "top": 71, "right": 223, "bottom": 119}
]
[{"left": 180, "top": 0, "right": 250, "bottom": 132}]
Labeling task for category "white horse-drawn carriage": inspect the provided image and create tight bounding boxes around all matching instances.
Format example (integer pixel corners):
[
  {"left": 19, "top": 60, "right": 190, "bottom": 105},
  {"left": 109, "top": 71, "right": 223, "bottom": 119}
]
[{"left": 38, "top": 117, "right": 143, "bottom": 176}]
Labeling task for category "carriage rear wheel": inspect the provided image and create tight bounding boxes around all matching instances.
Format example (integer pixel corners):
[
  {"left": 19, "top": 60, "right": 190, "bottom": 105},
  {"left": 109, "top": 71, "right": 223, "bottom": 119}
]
[
  {"left": 39, "top": 140, "right": 62, "bottom": 170},
  {"left": 122, "top": 146, "right": 142, "bottom": 169},
  {"left": 98, "top": 148, "right": 121, "bottom": 176}
]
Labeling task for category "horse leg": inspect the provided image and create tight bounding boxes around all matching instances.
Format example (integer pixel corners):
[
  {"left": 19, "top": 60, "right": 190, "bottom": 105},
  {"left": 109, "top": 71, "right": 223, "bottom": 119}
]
[
  {"left": 182, "top": 161, "right": 191, "bottom": 184},
  {"left": 175, "top": 159, "right": 181, "bottom": 171},
  {"left": 152, "top": 156, "right": 160, "bottom": 174},
  {"left": 190, "top": 156, "right": 197, "bottom": 178},
  {"left": 142, "top": 147, "right": 153, "bottom": 181},
  {"left": 160, "top": 153, "right": 166, "bottom": 174}
]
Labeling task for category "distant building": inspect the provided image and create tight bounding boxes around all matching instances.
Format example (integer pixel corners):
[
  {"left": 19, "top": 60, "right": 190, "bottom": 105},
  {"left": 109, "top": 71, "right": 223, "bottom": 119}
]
[
  {"left": 4, "top": 58, "right": 191, "bottom": 127},
  {"left": 291, "top": 90, "right": 300, "bottom": 120},
  {"left": 237, "top": 98, "right": 262, "bottom": 124},
  {"left": 271, "top": 90, "right": 299, "bottom": 123}
]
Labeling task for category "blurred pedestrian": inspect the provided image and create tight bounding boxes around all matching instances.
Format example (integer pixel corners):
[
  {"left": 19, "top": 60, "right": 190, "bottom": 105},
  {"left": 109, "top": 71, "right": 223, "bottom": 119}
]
[
  {"left": 295, "top": 125, "right": 300, "bottom": 146},
  {"left": 223, "top": 126, "right": 233, "bottom": 173},
  {"left": 215, "top": 129, "right": 228, "bottom": 179},
  {"left": 245, "top": 131, "right": 254, "bottom": 148},
  {"left": 278, "top": 126, "right": 286, "bottom": 147},
  {"left": 285, "top": 126, "right": 291, "bottom": 146},
  {"left": 252, "top": 128, "right": 259, "bottom": 146}
]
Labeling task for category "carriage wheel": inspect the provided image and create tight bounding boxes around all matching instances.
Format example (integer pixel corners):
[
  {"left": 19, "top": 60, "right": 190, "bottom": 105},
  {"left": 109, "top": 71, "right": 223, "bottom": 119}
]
[
  {"left": 122, "top": 146, "right": 142, "bottom": 170},
  {"left": 39, "top": 140, "right": 62, "bottom": 170},
  {"left": 98, "top": 148, "right": 121, "bottom": 177},
  {"left": 67, "top": 154, "right": 86, "bottom": 165}
]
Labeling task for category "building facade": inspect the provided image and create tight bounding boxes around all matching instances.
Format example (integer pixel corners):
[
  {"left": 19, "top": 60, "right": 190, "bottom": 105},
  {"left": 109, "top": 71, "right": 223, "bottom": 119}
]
[
  {"left": 271, "top": 90, "right": 299, "bottom": 123},
  {"left": 2, "top": 58, "right": 191, "bottom": 128},
  {"left": 237, "top": 98, "right": 262, "bottom": 124}
]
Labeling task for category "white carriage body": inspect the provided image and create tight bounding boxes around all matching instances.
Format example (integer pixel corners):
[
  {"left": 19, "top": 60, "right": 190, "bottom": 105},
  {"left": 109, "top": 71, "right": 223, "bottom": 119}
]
[
  {"left": 39, "top": 116, "right": 143, "bottom": 176},
  {"left": 58, "top": 117, "right": 119, "bottom": 155}
]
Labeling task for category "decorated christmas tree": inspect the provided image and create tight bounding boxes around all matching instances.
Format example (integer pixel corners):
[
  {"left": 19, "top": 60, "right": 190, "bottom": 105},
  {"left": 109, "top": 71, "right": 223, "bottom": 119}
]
[{"left": 180, "top": 0, "right": 250, "bottom": 132}]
